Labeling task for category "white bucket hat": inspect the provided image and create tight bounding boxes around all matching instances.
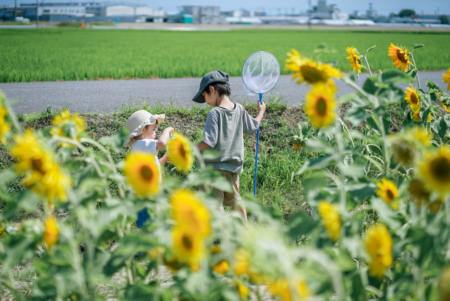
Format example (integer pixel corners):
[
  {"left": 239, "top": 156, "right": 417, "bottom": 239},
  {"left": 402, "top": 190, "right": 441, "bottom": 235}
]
[{"left": 126, "top": 110, "right": 165, "bottom": 140}]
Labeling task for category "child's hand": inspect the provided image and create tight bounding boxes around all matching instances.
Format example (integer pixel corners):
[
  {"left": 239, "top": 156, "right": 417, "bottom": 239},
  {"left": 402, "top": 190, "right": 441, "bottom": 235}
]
[{"left": 164, "top": 127, "right": 175, "bottom": 136}]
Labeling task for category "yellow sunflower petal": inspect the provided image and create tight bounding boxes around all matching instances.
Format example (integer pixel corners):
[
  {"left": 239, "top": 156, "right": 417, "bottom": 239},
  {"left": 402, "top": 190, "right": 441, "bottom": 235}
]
[
  {"left": 167, "top": 132, "right": 194, "bottom": 173},
  {"left": 442, "top": 68, "right": 450, "bottom": 90},
  {"left": 44, "top": 216, "right": 59, "bottom": 249},
  {"left": 304, "top": 84, "right": 337, "bottom": 128},
  {"left": 285, "top": 49, "right": 342, "bottom": 85},
  {"left": 418, "top": 146, "right": 450, "bottom": 196},
  {"left": 318, "top": 201, "right": 341, "bottom": 241},
  {"left": 376, "top": 178, "right": 399, "bottom": 208},
  {"left": 346, "top": 47, "right": 363, "bottom": 73},
  {"left": 364, "top": 224, "right": 393, "bottom": 278},
  {"left": 170, "top": 188, "right": 211, "bottom": 237},
  {"left": 404, "top": 86, "right": 421, "bottom": 112},
  {"left": 124, "top": 152, "right": 161, "bottom": 198},
  {"left": 388, "top": 43, "right": 411, "bottom": 72},
  {"left": 172, "top": 227, "right": 205, "bottom": 271}
]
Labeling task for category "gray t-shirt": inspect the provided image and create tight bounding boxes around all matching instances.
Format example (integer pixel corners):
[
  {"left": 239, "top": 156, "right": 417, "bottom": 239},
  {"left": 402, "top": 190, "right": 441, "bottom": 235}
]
[{"left": 203, "top": 103, "right": 259, "bottom": 173}]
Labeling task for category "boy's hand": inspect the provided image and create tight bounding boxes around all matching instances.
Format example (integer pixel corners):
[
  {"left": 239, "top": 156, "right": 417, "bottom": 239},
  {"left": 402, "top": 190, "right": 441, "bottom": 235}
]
[{"left": 258, "top": 101, "right": 266, "bottom": 113}]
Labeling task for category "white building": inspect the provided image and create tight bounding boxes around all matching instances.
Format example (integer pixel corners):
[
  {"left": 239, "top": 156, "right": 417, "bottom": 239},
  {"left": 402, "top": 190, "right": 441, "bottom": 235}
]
[
  {"left": 38, "top": 5, "right": 87, "bottom": 17},
  {"left": 104, "top": 5, "right": 134, "bottom": 17}
]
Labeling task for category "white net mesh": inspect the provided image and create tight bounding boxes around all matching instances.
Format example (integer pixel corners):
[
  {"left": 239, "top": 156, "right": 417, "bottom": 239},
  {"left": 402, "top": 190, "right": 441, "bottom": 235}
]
[{"left": 242, "top": 51, "right": 280, "bottom": 94}]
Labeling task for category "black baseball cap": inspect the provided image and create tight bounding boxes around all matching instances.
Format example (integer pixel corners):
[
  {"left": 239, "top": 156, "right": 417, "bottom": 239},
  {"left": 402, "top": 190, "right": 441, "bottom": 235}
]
[{"left": 192, "top": 70, "right": 230, "bottom": 103}]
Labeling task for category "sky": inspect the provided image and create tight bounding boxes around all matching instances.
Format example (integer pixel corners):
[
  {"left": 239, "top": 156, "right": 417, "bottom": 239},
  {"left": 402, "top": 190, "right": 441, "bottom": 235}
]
[
  {"left": 145, "top": 0, "right": 450, "bottom": 15},
  {"left": 2, "top": 0, "right": 450, "bottom": 15}
]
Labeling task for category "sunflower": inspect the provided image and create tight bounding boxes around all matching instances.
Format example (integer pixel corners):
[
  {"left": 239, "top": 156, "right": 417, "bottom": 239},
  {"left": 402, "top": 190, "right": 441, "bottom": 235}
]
[
  {"left": 408, "top": 178, "right": 431, "bottom": 206},
  {"left": 44, "top": 216, "right": 59, "bottom": 249},
  {"left": 167, "top": 132, "right": 194, "bottom": 173},
  {"left": 172, "top": 227, "right": 205, "bottom": 271},
  {"left": 51, "top": 109, "right": 86, "bottom": 142},
  {"left": 233, "top": 249, "right": 251, "bottom": 276},
  {"left": 0, "top": 105, "right": 10, "bottom": 144},
  {"left": 439, "top": 267, "right": 450, "bottom": 301},
  {"left": 443, "top": 68, "right": 450, "bottom": 90},
  {"left": 213, "top": 260, "right": 230, "bottom": 274},
  {"left": 124, "top": 152, "right": 161, "bottom": 198},
  {"left": 408, "top": 127, "right": 432, "bottom": 147},
  {"left": 404, "top": 86, "right": 421, "bottom": 112},
  {"left": 304, "top": 84, "right": 337, "bottom": 128},
  {"left": 317, "top": 201, "right": 341, "bottom": 241},
  {"left": 389, "top": 137, "right": 417, "bottom": 167},
  {"left": 388, "top": 43, "right": 411, "bottom": 72},
  {"left": 235, "top": 281, "right": 250, "bottom": 301},
  {"left": 376, "top": 179, "right": 399, "bottom": 208},
  {"left": 346, "top": 47, "right": 363, "bottom": 73},
  {"left": 24, "top": 164, "right": 71, "bottom": 203},
  {"left": 418, "top": 146, "right": 450, "bottom": 196},
  {"left": 267, "top": 278, "right": 310, "bottom": 301},
  {"left": 170, "top": 189, "right": 211, "bottom": 237},
  {"left": 10, "top": 130, "right": 70, "bottom": 202},
  {"left": 286, "top": 49, "right": 341, "bottom": 86},
  {"left": 412, "top": 110, "right": 421, "bottom": 122},
  {"left": 364, "top": 224, "right": 393, "bottom": 278},
  {"left": 10, "top": 130, "right": 52, "bottom": 173}
]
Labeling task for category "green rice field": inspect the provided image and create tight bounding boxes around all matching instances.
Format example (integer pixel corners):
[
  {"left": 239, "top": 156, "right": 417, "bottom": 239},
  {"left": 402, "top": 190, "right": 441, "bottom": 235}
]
[{"left": 0, "top": 28, "right": 449, "bottom": 82}]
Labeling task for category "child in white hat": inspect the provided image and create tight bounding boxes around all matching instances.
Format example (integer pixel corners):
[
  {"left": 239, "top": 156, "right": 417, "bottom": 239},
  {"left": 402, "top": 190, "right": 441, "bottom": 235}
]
[
  {"left": 126, "top": 110, "right": 174, "bottom": 228},
  {"left": 126, "top": 109, "right": 174, "bottom": 164}
]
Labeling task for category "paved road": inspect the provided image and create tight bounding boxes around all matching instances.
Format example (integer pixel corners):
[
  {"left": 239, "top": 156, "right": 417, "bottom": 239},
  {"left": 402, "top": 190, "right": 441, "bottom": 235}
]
[{"left": 0, "top": 72, "right": 446, "bottom": 114}]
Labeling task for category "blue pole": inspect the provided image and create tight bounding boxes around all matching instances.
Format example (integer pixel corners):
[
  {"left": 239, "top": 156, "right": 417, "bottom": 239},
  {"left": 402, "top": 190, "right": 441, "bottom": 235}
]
[{"left": 253, "top": 93, "right": 263, "bottom": 196}]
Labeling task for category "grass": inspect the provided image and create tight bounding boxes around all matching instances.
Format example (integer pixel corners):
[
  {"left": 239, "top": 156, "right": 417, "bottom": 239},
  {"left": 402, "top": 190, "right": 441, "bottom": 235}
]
[
  {"left": 0, "top": 102, "right": 307, "bottom": 218},
  {"left": 0, "top": 28, "right": 449, "bottom": 82}
]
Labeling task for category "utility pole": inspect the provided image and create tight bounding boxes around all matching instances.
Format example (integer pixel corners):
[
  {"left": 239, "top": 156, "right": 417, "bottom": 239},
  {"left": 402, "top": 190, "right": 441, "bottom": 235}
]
[
  {"left": 307, "top": 0, "right": 312, "bottom": 29},
  {"left": 14, "top": 0, "right": 17, "bottom": 20},
  {"left": 35, "top": 0, "right": 39, "bottom": 27}
]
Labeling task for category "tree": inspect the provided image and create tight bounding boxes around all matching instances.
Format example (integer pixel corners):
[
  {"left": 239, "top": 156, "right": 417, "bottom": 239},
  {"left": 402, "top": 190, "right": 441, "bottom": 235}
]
[
  {"left": 398, "top": 9, "right": 416, "bottom": 18},
  {"left": 439, "top": 15, "right": 449, "bottom": 24}
]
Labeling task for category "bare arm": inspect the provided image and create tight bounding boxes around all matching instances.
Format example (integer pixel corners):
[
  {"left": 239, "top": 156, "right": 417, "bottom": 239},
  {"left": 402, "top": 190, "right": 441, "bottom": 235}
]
[
  {"left": 159, "top": 153, "right": 168, "bottom": 165},
  {"left": 197, "top": 142, "right": 211, "bottom": 152},
  {"left": 255, "top": 101, "right": 266, "bottom": 124},
  {"left": 157, "top": 127, "right": 174, "bottom": 151}
]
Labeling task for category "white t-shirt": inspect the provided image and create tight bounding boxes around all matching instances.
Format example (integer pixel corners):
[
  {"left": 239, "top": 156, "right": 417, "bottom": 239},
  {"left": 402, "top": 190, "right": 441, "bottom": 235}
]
[{"left": 130, "top": 139, "right": 158, "bottom": 155}]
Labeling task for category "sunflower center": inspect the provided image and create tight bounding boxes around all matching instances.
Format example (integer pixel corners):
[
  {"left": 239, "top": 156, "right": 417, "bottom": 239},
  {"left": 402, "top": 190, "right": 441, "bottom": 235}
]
[
  {"left": 140, "top": 165, "right": 154, "bottom": 182},
  {"left": 31, "top": 158, "right": 45, "bottom": 174},
  {"left": 396, "top": 49, "right": 408, "bottom": 64},
  {"left": 181, "top": 233, "right": 193, "bottom": 251},
  {"left": 300, "top": 65, "right": 327, "bottom": 83},
  {"left": 178, "top": 144, "right": 187, "bottom": 160},
  {"left": 386, "top": 189, "right": 395, "bottom": 201},
  {"left": 315, "top": 97, "right": 328, "bottom": 117},
  {"left": 430, "top": 157, "right": 450, "bottom": 183},
  {"left": 410, "top": 93, "right": 419, "bottom": 105}
]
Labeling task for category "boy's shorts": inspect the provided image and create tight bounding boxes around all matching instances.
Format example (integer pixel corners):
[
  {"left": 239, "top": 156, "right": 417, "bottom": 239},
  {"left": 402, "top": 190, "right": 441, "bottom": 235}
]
[{"left": 216, "top": 170, "right": 240, "bottom": 209}]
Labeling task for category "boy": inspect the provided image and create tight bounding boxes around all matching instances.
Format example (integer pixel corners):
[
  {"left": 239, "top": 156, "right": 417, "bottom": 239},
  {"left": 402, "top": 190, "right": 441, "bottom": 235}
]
[{"left": 193, "top": 70, "right": 266, "bottom": 221}]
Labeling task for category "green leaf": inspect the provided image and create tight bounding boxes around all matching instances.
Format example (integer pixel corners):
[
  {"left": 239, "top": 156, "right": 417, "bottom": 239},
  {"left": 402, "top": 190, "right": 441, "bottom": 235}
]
[
  {"left": 370, "top": 198, "right": 401, "bottom": 229},
  {"left": 286, "top": 211, "right": 317, "bottom": 240},
  {"left": 381, "top": 69, "right": 412, "bottom": 83},
  {"left": 348, "top": 184, "right": 375, "bottom": 202},
  {"left": 351, "top": 271, "right": 368, "bottom": 301},
  {"left": 362, "top": 77, "right": 378, "bottom": 95},
  {"left": 437, "top": 117, "right": 449, "bottom": 140}
]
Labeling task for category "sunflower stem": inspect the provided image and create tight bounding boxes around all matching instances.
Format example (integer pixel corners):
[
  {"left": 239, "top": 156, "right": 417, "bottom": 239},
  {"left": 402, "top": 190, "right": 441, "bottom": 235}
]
[
  {"left": 3, "top": 97, "right": 22, "bottom": 133},
  {"left": 410, "top": 52, "right": 421, "bottom": 90},
  {"left": 343, "top": 76, "right": 370, "bottom": 99},
  {"left": 371, "top": 113, "right": 390, "bottom": 176},
  {"left": 362, "top": 55, "right": 372, "bottom": 76}
]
